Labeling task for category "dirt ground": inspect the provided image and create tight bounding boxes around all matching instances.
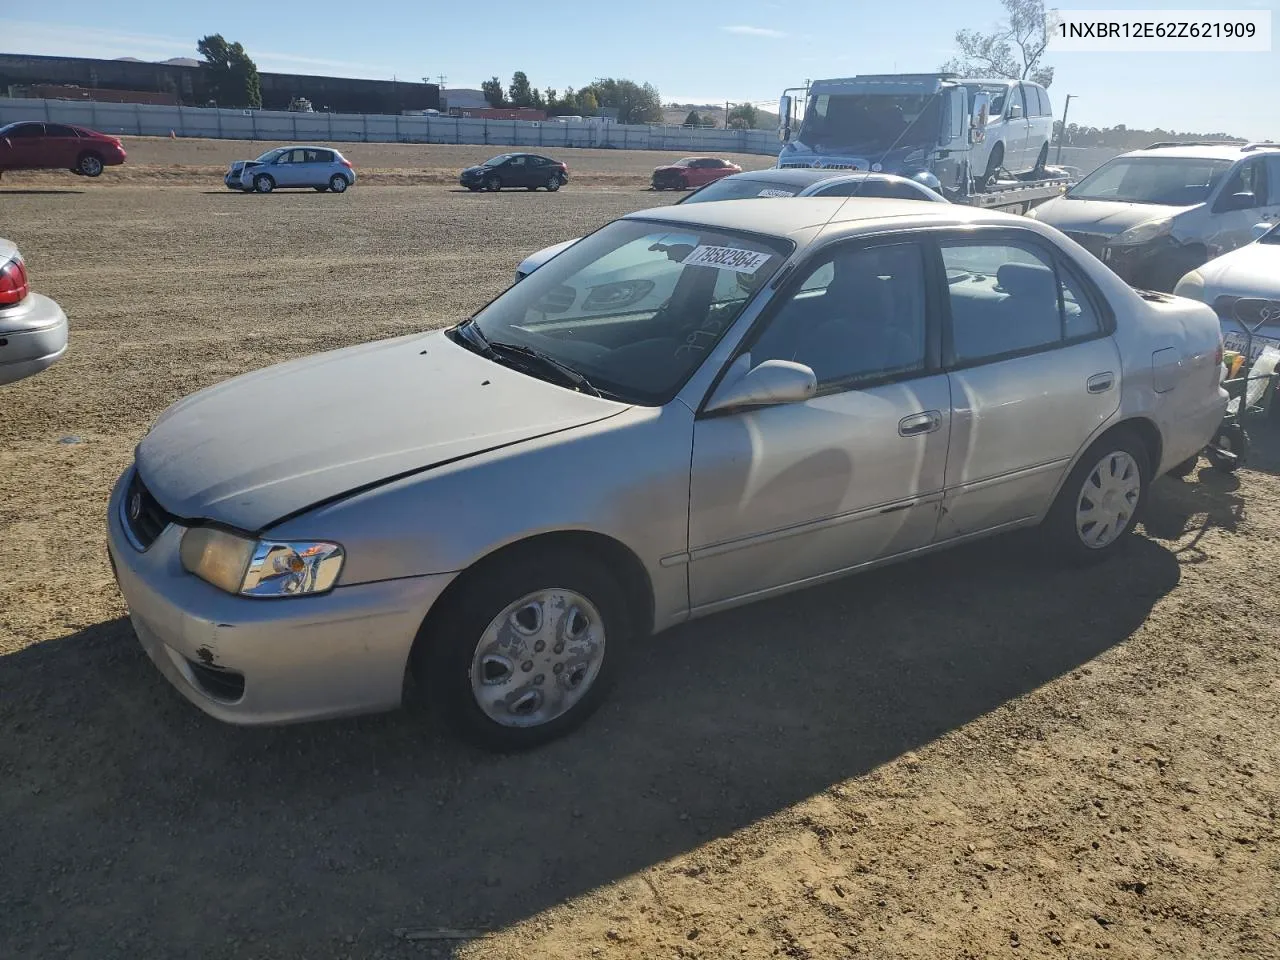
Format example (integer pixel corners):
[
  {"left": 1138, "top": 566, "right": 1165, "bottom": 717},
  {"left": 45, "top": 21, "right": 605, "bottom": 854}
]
[
  {"left": 1, "top": 148, "right": 1278, "bottom": 960},
  {"left": 1, "top": 136, "right": 774, "bottom": 187}
]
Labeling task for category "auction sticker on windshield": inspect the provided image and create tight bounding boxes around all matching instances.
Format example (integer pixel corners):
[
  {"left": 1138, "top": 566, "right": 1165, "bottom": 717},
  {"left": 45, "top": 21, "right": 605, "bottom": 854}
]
[
  {"left": 683, "top": 245, "right": 774, "bottom": 273},
  {"left": 757, "top": 188, "right": 795, "bottom": 198}
]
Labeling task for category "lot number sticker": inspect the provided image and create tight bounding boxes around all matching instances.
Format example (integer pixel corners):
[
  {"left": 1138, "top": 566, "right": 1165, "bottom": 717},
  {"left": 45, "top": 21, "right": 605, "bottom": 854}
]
[
  {"left": 683, "top": 245, "right": 773, "bottom": 274},
  {"left": 757, "top": 188, "right": 795, "bottom": 198}
]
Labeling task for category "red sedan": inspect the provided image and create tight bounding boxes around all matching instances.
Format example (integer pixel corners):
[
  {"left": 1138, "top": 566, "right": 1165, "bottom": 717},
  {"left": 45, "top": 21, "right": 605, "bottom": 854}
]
[
  {"left": 651, "top": 156, "right": 742, "bottom": 191},
  {"left": 0, "top": 121, "right": 127, "bottom": 179}
]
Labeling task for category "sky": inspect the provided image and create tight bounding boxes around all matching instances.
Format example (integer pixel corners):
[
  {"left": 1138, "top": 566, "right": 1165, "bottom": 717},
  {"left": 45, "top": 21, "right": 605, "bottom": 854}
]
[{"left": 2, "top": 1, "right": 1278, "bottom": 138}]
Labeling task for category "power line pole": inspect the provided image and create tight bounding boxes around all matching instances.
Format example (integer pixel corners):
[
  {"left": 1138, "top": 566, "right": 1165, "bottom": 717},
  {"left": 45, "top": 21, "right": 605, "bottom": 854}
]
[{"left": 1055, "top": 94, "right": 1077, "bottom": 165}]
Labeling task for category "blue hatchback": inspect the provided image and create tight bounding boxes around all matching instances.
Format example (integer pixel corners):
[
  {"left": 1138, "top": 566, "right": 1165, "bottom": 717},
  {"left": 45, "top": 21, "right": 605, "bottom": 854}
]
[{"left": 225, "top": 146, "right": 357, "bottom": 194}]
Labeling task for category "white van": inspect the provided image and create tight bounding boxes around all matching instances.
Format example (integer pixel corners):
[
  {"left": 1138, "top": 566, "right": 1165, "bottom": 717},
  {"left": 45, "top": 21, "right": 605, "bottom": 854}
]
[{"left": 962, "top": 80, "right": 1055, "bottom": 184}]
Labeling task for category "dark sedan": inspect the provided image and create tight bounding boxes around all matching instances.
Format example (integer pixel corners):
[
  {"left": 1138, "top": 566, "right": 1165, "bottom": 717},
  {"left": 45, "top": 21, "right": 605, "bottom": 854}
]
[
  {"left": 0, "top": 121, "right": 127, "bottom": 178},
  {"left": 460, "top": 153, "right": 569, "bottom": 192}
]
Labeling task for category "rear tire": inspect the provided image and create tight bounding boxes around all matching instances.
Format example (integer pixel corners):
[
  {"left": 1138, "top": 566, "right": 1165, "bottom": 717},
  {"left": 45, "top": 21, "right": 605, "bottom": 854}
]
[
  {"left": 1044, "top": 428, "right": 1150, "bottom": 565},
  {"left": 545, "top": 174, "right": 563, "bottom": 192},
  {"left": 412, "top": 548, "right": 628, "bottom": 751},
  {"left": 254, "top": 174, "right": 275, "bottom": 194},
  {"left": 329, "top": 174, "right": 349, "bottom": 193}
]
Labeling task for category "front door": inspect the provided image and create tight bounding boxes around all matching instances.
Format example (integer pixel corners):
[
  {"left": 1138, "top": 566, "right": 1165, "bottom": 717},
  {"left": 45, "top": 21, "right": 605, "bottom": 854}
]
[
  {"left": 1208, "top": 157, "right": 1276, "bottom": 255},
  {"left": 934, "top": 232, "right": 1122, "bottom": 540},
  {"left": 272, "top": 149, "right": 305, "bottom": 186},
  {"left": 1, "top": 122, "right": 46, "bottom": 169},
  {"left": 688, "top": 237, "right": 951, "bottom": 611},
  {"left": 504, "top": 155, "right": 532, "bottom": 186}
]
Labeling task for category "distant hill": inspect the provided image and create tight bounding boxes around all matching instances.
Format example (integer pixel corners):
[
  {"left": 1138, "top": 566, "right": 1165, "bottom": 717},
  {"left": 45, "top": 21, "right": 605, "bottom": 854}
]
[{"left": 662, "top": 104, "right": 779, "bottom": 131}]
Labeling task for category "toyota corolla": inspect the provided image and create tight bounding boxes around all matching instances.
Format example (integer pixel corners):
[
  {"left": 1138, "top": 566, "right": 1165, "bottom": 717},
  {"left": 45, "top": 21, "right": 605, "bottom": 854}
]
[{"left": 107, "top": 199, "right": 1226, "bottom": 751}]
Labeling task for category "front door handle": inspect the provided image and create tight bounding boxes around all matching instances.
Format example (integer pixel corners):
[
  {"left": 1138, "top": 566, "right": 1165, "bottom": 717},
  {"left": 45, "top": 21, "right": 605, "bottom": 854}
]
[
  {"left": 1087, "top": 372, "right": 1115, "bottom": 394},
  {"left": 899, "top": 410, "right": 942, "bottom": 437}
]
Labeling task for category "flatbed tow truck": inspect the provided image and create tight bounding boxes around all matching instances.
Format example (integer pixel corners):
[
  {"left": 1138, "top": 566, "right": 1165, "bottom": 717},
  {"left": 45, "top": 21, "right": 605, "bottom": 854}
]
[{"left": 775, "top": 73, "right": 1073, "bottom": 214}]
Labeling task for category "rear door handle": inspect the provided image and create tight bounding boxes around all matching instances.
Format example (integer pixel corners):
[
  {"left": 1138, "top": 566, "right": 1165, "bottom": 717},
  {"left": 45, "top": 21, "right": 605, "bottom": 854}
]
[
  {"left": 899, "top": 410, "right": 942, "bottom": 437},
  {"left": 1087, "top": 372, "right": 1115, "bottom": 394}
]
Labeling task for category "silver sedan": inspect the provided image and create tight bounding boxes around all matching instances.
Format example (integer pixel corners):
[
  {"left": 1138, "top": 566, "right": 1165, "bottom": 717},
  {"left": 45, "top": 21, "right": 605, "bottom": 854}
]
[{"left": 107, "top": 199, "right": 1226, "bottom": 750}]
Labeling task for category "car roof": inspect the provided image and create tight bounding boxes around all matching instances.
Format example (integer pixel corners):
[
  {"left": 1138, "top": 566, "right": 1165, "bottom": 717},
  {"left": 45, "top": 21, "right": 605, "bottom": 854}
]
[
  {"left": 1116, "top": 144, "right": 1278, "bottom": 161},
  {"left": 697, "top": 168, "right": 930, "bottom": 189},
  {"left": 623, "top": 196, "right": 1017, "bottom": 239}
]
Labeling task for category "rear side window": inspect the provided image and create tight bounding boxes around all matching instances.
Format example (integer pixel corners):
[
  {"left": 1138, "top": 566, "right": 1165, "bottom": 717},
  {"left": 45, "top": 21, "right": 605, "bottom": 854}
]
[
  {"left": 45, "top": 124, "right": 79, "bottom": 137},
  {"left": 304, "top": 149, "right": 333, "bottom": 163},
  {"left": 940, "top": 241, "right": 1104, "bottom": 365},
  {"left": 816, "top": 180, "right": 923, "bottom": 200}
]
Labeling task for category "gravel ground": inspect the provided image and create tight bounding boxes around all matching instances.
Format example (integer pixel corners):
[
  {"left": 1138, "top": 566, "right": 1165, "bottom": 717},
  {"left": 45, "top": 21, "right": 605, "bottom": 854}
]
[{"left": 1, "top": 159, "right": 1278, "bottom": 960}]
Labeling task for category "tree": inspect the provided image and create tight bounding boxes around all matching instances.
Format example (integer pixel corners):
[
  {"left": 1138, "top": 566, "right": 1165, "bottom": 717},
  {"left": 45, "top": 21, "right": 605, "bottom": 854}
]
[
  {"left": 577, "top": 89, "right": 599, "bottom": 115},
  {"left": 197, "top": 34, "right": 261, "bottom": 108},
  {"left": 508, "top": 71, "right": 535, "bottom": 108},
  {"left": 684, "top": 110, "right": 703, "bottom": 127},
  {"left": 725, "top": 103, "right": 759, "bottom": 130},
  {"left": 481, "top": 76, "right": 506, "bottom": 107},
  {"left": 940, "top": 0, "right": 1054, "bottom": 87},
  {"left": 581, "top": 78, "right": 663, "bottom": 124}
]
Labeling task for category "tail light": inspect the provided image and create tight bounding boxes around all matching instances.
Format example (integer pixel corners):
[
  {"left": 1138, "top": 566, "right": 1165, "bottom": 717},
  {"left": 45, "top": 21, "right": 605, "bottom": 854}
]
[
  {"left": 0, "top": 255, "right": 29, "bottom": 306},
  {"left": 341, "top": 158, "right": 353, "bottom": 168}
]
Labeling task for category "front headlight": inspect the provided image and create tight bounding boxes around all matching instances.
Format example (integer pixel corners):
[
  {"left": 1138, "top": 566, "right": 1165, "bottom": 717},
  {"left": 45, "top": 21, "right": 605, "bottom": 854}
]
[
  {"left": 180, "top": 527, "right": 345, "bottom": 597},
  {"left": 1112, "top": 217, "right": 1174, "bottom": 246}
]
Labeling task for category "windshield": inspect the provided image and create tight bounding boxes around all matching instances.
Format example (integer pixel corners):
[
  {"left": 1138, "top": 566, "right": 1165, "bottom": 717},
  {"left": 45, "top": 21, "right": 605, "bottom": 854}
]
[
  {"left": 1259, "top": 222, "right": 1280, "bottom": 244},
  {"left": 483, "top": 154, "right": 515, "bottom": 166},
  {"left": 1067, "top": 156, "right": 1234, "bottom": 206},
  {"left": 681, "top": 177, "right": 803, "bottom": 203},
  {"left": 254, "top": 148, "right": 285, "bottom": 163},
  {"left": 464, "top": 219, "right": 791, "bottom": 405},
  {"left": 798, "top": 93, "right": 942, "bottom": 149}
]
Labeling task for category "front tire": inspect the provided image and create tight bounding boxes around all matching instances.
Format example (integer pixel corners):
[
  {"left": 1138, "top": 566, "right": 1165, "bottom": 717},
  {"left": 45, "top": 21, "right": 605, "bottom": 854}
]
[
  {"left": 412, "top": 548, "right": 628, "bottom": 751},
  {"left": 485, "top": 175, "right": 502, "bottom": 192},
  {"left": 77, "top": 152, "right": 104, "bottom": 177},
  {"left": 254, "top": 174, "right": 275, "bottom": 194},
  {"left": 1045, "top": 429, "right": 1149, "bottom": 565}
]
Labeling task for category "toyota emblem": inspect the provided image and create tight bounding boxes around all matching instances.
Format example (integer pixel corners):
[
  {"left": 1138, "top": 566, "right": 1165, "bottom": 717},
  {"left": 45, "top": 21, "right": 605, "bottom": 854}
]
[{"left": 128, "top": 491, "right": 142, "bottom": 522}]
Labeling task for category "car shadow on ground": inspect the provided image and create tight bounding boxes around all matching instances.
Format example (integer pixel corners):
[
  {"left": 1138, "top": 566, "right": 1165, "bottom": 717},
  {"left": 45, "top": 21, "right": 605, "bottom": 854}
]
[
  {"left": 0, "top": 189, "right": 86, "bottom": 195},
  {"left": 0, "top": 517, "right": 1200, "bottom": 959}
]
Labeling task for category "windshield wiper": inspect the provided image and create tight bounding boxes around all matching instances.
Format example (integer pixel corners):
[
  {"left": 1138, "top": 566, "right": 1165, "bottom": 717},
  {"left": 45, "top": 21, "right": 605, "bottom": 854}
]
[
  {"left": 452, "top": 317, "right": 494, "bottom": 355},
  {"left": 487, "top": 341, "right": 602, "bottom": 397}
]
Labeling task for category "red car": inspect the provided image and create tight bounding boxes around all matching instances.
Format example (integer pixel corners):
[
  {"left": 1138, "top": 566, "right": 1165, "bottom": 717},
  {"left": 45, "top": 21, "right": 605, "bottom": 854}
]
[
  {"left": 0, "top": 121, "right": 127, "bottom": 179},
  {"left": 651, "top": 156, "right": 742, "bottom": 191}
]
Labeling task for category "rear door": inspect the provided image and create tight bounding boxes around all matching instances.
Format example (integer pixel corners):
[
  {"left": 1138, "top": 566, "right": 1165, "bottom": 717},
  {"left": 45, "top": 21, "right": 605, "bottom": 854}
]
[
  {"left": 933, "top": 230, "right": 1122, "bottom": 540},
  {"left": 44, "top": 124, "right": 83, "bottom": 168},
  {"left": 1008, "top": 85, "right": 1034, "bottom": 170},
  {"left": 304, "top": 148, "right": 334, "bottom": 185}
]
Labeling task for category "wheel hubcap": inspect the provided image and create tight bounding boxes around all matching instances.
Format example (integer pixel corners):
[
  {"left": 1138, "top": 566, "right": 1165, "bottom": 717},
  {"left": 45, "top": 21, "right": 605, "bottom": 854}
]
[
  {"left": 1075, "top": 451, "right": 1141, "bottom": 549},
  {"left": 469, "top": 589, "right": 605, "bottom": 728},
  {"left": 84, "top": 158, "right": 101, "bottom": 174}
]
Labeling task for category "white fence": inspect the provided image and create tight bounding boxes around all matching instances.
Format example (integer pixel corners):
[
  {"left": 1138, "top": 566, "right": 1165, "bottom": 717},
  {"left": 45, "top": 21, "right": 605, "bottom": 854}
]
[{"left": 0, "top": 97, "right": 779, "bottom": 155}]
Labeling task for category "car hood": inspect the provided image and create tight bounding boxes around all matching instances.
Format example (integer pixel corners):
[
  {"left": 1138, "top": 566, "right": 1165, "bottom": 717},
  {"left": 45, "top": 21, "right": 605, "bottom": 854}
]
[
  {"left": 1198, "top": 242, "right": 1280, "bottom": 301},
  {"left": 136, "top": 330, "right": 629, "bottom": 531},
  {"left": 653, "top": 166, "right": 685, "bottom": 174},
  {"left": 1032, "top": 197, "right": 1191, "bottom": 237},
  {"left": 517, "top": 237, "right": 582, "bottom": 276},
  {"left": 461, "top": 165, "right": 490, "bottom": 176}
]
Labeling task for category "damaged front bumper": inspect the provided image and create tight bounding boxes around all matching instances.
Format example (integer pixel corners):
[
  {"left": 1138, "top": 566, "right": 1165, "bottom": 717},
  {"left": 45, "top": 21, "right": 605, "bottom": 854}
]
[{"left": 106, "top": 467, "right": 456, "bottom": 725}]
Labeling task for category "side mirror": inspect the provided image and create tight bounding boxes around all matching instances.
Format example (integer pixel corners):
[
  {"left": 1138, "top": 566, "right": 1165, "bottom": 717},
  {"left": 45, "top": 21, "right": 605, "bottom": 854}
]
[
  {"left": 778, "top": 94, "right": 792, "bottom": 142},
  {"left": 1252, "top": 221, "right": 1274, "bottom": 240},
  {"left": 703, "top": 359, "right": 817, "bottom": 414},
  {"left": 1220, "top": 191, "right": 1256, "bottom": 212},
  {"left": 1008, "top": 101, "right": 1023, "bottom": 119},
  {"left": 969, "top": 93, "right": 989, "bottom": 144}
]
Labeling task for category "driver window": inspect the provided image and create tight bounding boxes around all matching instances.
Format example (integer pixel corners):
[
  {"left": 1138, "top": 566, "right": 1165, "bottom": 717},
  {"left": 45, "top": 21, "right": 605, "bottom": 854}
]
[
  {"left": 748, "top": 242, "right": 928, "bottom": 388},
  {"left": 1221, "top": 160, "right": 1267, "bottom": 206},
  {"left": 510, "top": 156, "right": 526, "bottom": 166}
]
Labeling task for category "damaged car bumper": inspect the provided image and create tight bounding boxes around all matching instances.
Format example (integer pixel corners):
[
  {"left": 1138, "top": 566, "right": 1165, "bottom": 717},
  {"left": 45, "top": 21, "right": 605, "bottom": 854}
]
[{"left": 106, "top": 467, "right": 456, "bottom": 725}]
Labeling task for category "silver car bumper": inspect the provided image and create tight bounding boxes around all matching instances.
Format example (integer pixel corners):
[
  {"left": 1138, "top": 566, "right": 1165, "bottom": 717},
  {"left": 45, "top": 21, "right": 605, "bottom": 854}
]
[
  {"left": 0, "top": 293, "right": 68, "bottom": 386},
  {"left": 106, "top": 468, "right": 456, "bottom": 725}
]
